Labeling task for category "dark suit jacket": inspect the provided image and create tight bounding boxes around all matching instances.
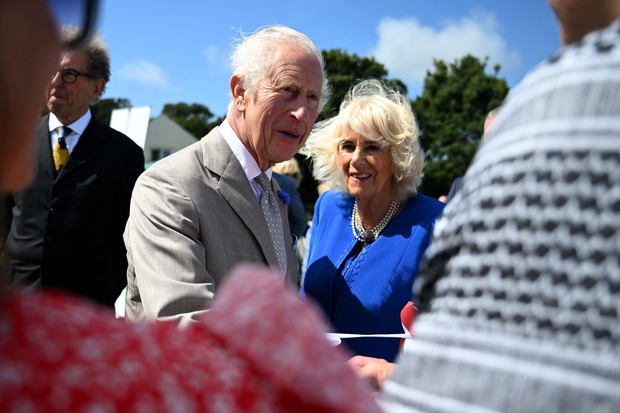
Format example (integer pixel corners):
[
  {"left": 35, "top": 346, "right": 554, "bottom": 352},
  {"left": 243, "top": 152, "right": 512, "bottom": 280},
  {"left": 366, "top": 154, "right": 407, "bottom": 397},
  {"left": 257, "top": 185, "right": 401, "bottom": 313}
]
[
  {"left": 1, "top": 114, "right": 144, "bottom": 308},
  {"left": 447, "top": 176, "right": 464, "bottom": 203},
  {"left": 273, "top": 172, "right": 308, "bottom": 238}
]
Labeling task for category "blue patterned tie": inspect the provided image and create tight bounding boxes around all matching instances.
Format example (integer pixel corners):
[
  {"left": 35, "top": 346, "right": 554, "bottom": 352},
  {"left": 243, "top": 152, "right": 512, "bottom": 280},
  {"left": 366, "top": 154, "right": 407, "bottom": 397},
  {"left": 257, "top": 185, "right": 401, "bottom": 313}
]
[
  {"left": 53, "top": 126, "right": 72, "bottom": 171},
  {"left": 256, "top": 173, "right": 287, "bottom": 274}
]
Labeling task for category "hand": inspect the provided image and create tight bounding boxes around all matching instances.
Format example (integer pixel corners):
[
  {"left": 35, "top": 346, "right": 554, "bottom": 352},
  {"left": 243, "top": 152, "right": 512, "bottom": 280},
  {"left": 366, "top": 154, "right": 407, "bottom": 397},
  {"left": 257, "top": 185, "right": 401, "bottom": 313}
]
[{"left": 347, "top": 355, "right": 396, "bottom": 392}]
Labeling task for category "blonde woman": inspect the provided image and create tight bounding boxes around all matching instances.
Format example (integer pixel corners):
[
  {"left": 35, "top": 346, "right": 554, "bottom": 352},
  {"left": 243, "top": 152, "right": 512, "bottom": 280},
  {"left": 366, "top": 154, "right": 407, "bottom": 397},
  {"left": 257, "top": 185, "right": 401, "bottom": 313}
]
[{"left": 300, "top": 79, "right": 444, "bottom": 362}]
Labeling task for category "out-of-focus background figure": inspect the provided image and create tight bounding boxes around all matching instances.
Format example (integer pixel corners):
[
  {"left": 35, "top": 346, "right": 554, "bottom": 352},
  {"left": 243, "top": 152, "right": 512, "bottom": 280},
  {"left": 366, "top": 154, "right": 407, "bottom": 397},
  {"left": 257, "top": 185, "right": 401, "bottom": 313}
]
[
  {"left": 445, "top": 105, "right": 500, "bottom": 203},
  {"left": 273, "top": 158, "right": 309, "bottom": 239},
  {"left": 1, "top": 24, "right": 144, "bottom": 309},
  {"left": 273, "top": 158, "right": 310, "bottom": 278}
]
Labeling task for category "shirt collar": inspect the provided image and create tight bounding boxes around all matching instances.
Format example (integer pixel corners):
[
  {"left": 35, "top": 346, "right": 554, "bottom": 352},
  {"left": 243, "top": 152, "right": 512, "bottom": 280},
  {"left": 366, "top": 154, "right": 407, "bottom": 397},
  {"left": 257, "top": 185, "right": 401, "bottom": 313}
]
[
  {"left": 219, "top": 119, "right": 272, "bottom": 181},
  {"left": 48, "top": 109, "right": 92, "bottom": 135}
]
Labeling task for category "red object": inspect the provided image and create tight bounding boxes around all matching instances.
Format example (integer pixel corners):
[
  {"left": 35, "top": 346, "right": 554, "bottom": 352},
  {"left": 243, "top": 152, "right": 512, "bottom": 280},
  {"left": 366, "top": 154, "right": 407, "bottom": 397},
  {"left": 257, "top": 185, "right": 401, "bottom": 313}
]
[
  {"left": 399, "top": 301, "right": 416, "bottom": 353},
  {"left": 0, "top": 265, "right": 383, "bottom": 413}
]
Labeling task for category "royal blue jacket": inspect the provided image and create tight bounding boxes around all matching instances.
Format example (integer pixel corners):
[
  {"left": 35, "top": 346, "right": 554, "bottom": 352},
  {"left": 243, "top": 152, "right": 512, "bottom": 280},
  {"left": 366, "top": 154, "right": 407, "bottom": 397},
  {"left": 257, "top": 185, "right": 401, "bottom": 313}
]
[{"left": 301, "top": 190, "right": 445, "bottom": 361}]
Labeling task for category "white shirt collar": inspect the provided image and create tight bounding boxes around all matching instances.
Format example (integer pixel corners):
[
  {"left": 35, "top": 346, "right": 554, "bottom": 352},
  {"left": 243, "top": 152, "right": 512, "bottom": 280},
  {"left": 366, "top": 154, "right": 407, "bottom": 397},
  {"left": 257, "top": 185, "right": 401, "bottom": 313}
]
[
  {"left": 48, "top": 109, "right": 92, "bottom": 135},
  {"left": 219, "top": 119, "right": 272, "bottom": 182},
  {"left": 48, "top": 109, "right": 92, "bottom": 153}
]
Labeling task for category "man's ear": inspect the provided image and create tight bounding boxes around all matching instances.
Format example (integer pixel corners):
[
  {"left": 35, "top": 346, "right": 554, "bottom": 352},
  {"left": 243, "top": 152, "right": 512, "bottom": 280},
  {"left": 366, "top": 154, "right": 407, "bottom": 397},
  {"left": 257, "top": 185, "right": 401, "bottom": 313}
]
[
  {"left": 230, "top": 75, "right": 246, "bottom": 111},
  {"left": 91, "top": 78, "right": 106, "bottom": 100}
]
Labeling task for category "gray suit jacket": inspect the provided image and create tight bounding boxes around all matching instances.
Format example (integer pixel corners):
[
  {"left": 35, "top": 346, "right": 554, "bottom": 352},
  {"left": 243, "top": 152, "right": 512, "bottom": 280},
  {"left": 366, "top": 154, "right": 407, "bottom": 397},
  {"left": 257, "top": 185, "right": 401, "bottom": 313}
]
[{"left": 124, "top": 127, "right": 298, "bottom": 326}]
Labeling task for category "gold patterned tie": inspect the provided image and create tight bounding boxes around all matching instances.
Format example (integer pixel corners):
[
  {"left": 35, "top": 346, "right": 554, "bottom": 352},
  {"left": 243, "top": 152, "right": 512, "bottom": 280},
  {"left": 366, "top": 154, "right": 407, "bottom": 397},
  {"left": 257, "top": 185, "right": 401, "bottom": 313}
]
[
  {"left": 53, "top": 126, "right": 71, "bottom": 171},
  {"left": 256, "top": 173, "right": 287, "bottom": 275}
]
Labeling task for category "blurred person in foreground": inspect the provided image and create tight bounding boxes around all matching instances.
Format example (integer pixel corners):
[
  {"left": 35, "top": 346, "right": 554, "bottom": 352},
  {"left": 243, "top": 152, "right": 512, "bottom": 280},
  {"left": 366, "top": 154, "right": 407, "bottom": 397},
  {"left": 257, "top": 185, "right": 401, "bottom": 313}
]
[
  {"left": 124, "top": 25, "right": 329, "bottom": 326},
  {"left": 354, "top": 1, "right": 620, "bottom": 411},
  {"left": 0, "top": 2, "right": 382, "bottom": 411},
  {"left": 1, "top": 24, "right": 144, "bottom": 308},
  {"left": 300, "top": 79, "right": 445, "bottom": 362}
]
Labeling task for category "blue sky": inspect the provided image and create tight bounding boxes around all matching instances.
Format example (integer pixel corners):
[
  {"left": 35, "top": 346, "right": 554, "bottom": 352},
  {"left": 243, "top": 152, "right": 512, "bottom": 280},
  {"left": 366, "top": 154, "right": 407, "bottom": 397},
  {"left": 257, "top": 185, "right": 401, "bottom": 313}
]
[{"left": 97, "top": 0, "right": 559, "bottom": 119}]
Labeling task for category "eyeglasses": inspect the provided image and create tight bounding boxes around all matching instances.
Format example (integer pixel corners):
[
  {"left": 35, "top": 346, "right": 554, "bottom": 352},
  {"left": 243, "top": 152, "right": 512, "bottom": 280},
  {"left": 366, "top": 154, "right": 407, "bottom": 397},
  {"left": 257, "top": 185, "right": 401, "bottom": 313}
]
[
  {"left": 53, "top": 68, "right": 97, "bottom": 84},
  {"left": 48, "top": 0, "right": 100, "bottom": 49}
]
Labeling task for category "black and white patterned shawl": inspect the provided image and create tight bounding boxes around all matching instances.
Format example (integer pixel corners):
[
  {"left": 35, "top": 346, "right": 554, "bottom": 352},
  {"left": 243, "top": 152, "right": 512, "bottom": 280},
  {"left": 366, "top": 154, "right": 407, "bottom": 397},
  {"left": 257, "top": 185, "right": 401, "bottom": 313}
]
[{"left": 381, "top": 19, "right": 620, "bottom": 413}]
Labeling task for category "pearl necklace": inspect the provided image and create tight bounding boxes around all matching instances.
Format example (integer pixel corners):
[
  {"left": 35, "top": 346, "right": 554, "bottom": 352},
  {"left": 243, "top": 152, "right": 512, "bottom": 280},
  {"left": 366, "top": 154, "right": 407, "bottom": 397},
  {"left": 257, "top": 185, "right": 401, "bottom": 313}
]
[{"left": 351, "top": 199, "right": 400, "bottom": 244}]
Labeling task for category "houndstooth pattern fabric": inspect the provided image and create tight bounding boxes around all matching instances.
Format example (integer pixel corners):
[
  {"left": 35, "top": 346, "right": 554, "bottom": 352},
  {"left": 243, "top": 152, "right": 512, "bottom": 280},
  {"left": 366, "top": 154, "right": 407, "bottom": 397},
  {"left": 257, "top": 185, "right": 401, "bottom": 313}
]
[
  {"left": 53, "top": 126, "right": 71, "bottom": 170},
  {"left": 381, "top": 19, "right": 620, "bottom": 413},
  {"left": 256, "top": 173, "right": 287, "bottom": 274}
]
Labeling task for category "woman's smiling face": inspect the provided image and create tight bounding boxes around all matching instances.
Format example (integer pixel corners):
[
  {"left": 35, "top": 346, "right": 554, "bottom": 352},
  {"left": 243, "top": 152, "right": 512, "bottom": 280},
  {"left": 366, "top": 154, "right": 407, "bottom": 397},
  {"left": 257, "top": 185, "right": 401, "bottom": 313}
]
[{"left": 338, "top": 129, "right": 393, "bottom": 201}]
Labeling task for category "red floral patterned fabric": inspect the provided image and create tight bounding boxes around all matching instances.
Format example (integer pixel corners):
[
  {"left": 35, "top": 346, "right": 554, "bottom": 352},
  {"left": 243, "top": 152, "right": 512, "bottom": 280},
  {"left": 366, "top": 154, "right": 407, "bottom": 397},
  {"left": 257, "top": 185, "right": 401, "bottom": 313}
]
[{"left": 0, "top": 264, "right": 381, "bottom": 413}]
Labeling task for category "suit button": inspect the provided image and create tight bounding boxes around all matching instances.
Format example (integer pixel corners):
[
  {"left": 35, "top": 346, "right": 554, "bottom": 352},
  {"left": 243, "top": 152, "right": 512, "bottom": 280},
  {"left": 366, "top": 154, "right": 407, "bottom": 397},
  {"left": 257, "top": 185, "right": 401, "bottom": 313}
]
[
  {"left": 50, "top": 207, "right": 57, "bottom": 215},
  {"left": 45, "top": 235, "right": 53, "bottom": 242}
]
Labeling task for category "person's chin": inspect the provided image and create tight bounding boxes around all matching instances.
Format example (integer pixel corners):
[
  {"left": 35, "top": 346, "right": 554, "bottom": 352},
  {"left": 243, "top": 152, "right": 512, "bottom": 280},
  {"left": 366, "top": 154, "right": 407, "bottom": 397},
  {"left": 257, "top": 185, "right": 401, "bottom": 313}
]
[{"left": 47, "top": 96, "right": 65, "bottom": 110}]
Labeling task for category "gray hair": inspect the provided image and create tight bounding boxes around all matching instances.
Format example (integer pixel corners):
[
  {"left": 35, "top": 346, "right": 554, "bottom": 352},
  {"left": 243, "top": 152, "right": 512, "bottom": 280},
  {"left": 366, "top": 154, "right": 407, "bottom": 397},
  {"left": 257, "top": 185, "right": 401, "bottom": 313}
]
[
  {"left": 227, "top": 25, "right": 330, "bottom": 114},
  {"left": 61, "top": 26, "right": 110, "bottom": 95},
  {"left": 301, "top": 79, "right": 425, "bottom": 201}
]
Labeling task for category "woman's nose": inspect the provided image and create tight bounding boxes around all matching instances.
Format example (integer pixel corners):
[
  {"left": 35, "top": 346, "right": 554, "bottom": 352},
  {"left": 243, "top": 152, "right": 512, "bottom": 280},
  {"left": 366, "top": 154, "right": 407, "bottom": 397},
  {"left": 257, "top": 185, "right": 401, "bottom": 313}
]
[{"left": 350, "top": 147, "right": 365, "bottom": 164}]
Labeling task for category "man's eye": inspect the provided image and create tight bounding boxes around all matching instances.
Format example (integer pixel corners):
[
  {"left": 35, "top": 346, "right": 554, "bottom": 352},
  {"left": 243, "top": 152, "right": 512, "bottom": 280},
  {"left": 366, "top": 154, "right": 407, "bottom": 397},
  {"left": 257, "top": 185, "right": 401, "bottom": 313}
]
[
  {"left": 282, "top": 86, "right": 294, "bottom": 93},
  {"left": 307, "top": 93, "right": 319, "bottom": 101}
]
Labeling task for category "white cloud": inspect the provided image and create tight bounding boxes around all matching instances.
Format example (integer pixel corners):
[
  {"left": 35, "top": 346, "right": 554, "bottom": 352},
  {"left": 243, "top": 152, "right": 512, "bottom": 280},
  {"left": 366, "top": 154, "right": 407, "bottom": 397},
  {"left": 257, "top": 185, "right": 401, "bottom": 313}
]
[
  {"left": 118, "top": 59, "right": 172, "bottom": 88},
  {"left": 204, "top": 45, "right": 229, "bottom": 72},
  {"left": 369, "top": 11, "right": 522, "bottom": 93}
]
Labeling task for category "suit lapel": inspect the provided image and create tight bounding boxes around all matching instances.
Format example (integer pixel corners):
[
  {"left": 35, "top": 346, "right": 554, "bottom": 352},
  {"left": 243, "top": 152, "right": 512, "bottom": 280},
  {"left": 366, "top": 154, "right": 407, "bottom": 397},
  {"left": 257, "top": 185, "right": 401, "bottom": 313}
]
[
  {"left": 34, "top": 116, "right": 56, "bottom": 181},
  {"left": 56, "top": 117, "right": 106, "bottom": 181},
  {"left": 201, "top": 128, "right": 280, "bottom": 267}
]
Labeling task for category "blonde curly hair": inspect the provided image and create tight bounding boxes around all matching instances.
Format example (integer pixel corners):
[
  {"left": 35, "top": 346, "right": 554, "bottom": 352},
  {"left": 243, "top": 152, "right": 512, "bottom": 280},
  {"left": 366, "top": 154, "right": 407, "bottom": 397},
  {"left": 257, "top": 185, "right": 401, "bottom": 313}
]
[{"left": 301, "top": 79, "right": 425, "bottom": 201}]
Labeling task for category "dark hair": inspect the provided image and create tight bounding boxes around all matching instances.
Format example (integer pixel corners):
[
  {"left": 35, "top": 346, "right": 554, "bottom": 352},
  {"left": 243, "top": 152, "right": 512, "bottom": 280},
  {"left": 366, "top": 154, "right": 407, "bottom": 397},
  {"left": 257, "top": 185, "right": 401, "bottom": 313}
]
[{"left": 61, "top": 26, "right": 110, "bottom": 94}]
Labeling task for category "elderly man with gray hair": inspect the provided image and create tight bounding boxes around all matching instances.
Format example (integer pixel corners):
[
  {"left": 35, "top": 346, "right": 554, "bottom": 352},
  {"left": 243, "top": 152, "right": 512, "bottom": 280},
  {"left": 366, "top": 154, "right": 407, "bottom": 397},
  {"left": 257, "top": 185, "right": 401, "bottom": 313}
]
[{"left": 124, "top": 25, "right": 330, "bottom": 326}]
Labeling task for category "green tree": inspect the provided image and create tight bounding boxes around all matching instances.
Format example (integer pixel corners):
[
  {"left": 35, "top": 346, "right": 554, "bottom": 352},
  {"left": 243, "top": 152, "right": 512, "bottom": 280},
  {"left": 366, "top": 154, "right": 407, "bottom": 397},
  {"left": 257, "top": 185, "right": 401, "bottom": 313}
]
[
  {"left": 298, "top": 49, "right": 407, "bottom": 211},
  {"left": 320, "top": 49, "right": 407, "bottom": 121},
  {"left": 413, "top": 55, "right": 509, "bottom": 198},
  {"left": 162, "top": 102, "right": 220, "bottom": 139},
  {"left": 90, "top": 98, "right": 131, "bottom": 125}
]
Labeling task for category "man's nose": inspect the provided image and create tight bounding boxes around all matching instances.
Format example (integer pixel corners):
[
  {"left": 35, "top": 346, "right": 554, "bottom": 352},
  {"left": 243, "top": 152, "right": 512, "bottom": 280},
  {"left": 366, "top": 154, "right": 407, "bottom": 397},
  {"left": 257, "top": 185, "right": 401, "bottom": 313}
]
[
  {"left": 50, "top": 71, "right": 64, "bottom": 86},
  {"left": 290, "top": 96, "right": 310, "bottom": 122}
]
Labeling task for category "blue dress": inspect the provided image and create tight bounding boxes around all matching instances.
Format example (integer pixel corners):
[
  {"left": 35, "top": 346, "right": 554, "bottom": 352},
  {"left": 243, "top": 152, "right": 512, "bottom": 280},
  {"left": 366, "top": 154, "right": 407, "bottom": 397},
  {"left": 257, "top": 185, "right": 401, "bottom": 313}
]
[{"left": 301, "top": 190, "right": 445, "bottom": 361}]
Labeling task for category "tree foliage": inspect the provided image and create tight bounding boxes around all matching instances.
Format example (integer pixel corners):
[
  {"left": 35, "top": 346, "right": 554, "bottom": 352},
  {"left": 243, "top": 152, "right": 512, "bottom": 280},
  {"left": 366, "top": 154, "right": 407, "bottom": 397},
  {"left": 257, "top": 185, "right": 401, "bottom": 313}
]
[
  {"left": 319, "top": 49, "right": 408, "bottom": 121},
  {"left": 412, "top": 54, "right": 509, "bottom": 198},
  {"left": 162, "top": 102, "right": 221, "bottom": 139},
  {"left": 298, "top": 49, "right": 407, "bottom": 209},
  {"left": 90, "top": 98, "right": 131, "bottom": 125}
]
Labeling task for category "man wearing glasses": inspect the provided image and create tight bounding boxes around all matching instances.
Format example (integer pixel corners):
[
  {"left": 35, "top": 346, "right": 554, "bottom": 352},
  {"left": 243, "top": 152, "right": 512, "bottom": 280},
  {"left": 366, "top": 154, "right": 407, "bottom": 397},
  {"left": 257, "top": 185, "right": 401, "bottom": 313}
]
[{"left": 1, "top": 26, "right": 145, "bottom": 309}]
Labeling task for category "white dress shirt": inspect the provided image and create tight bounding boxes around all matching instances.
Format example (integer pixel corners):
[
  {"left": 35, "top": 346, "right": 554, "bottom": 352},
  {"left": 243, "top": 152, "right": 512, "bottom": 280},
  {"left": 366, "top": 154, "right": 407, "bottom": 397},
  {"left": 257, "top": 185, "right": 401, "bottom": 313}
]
[
  {"left": 48, "top": 109, "right": 92, "bottom": 154},
  {"left": 218, "top": 119, "right": 272, "bottom": 202}
]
